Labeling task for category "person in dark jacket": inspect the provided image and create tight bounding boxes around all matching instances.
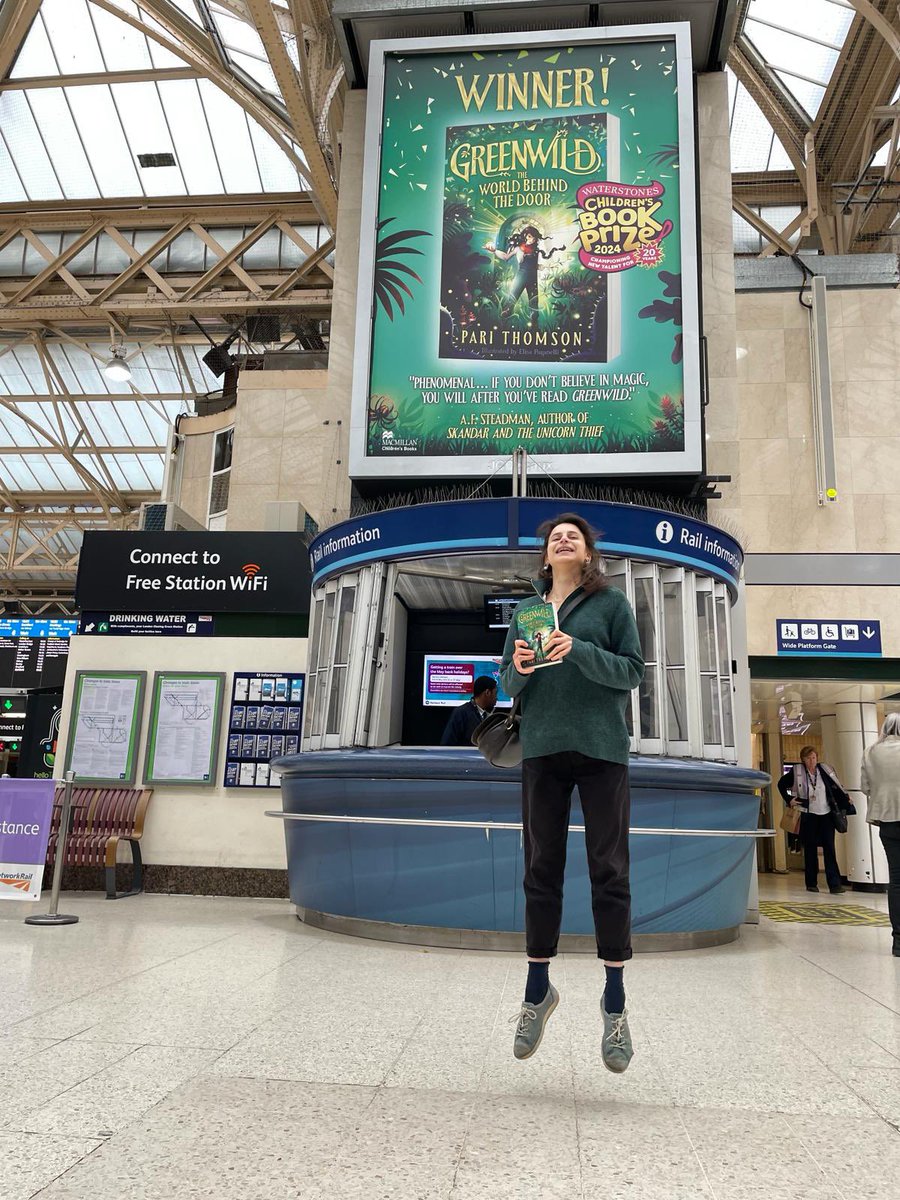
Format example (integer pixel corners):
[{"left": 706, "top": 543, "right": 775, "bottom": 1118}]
[
  {"left": 777, "top": 747, "right": 852, "bottom": 894},
  {"left": 440, "top": 676, "right": 497, "bottom": 746},
  {"left": 500, "top": 514, "right": 643, "bottom": 1073}
]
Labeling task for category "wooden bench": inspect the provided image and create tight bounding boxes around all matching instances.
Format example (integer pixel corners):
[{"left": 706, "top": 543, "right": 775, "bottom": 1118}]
[{"left": 47, "top": 785, "right": 153, "bottom": 900}]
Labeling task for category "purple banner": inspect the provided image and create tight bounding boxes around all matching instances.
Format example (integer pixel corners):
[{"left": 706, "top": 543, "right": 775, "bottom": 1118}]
[{"left": 0, "top": 778, "right": 55, "bottom": 901}]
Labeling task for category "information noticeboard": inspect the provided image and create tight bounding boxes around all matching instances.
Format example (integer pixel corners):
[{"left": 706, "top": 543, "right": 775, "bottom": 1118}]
[
  {"left": 224, "top": 672, "right": 304, "bottom": 788},
  {"left": 350, "top": 24, "right": 699, "bottom": 479},
  {"left": 143, "top": 673, "right": 225, "bottom": 786},
  {"left": 65, "top": 670, "right": 146, "bottom": 784}
]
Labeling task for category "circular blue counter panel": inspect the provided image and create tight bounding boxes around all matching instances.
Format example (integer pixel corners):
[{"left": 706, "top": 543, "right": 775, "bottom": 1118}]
[{"left": 273, "top": 750, "right": 769, "bottom": 952}]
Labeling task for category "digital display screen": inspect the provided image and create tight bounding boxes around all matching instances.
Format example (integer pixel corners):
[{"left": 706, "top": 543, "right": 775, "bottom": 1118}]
[
  {"left": 422, "top": 654, "right": 512, "bottom": 709},
  {"left": 0, "top": 618, "right": 78, "bottom": 690},
  {"left": 484, "top": 594, "right": 529, "bottom": 630}
]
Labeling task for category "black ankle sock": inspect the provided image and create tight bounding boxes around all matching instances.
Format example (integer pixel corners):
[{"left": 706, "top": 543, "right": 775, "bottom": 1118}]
[
  {"left": 525, "top": 961, "right": 549, "bottom": 1004},
  {"left": 603, "top": 965, "right": 625, "bottom": 1013}
]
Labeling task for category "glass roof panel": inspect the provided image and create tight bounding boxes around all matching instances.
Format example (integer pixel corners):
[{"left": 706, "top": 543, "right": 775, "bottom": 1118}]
[
  {"left": 197, "top": 79, "right": 262, "bottom": 192},
  {"left": 773, "top": 72, "right": 826, "bottom": 120},
  {"left": 1, "top": 3, "right": 304, "bottom": 202},
  {"left": 0, "top": 135, "right": 27, "bottom": 204},
  {"left": 9, "top": 9, "right": 57, "bottom": 76},
  {"left": 89, "top": 2, "right": 155, "bottom": 70},
  {"left": 249, "top": 118, "right": 304, "bottom": 191},
  {"left": 110, "top": 82, "right": 187, "bottom": 195},
  {"left": 157, "top": 79, "right": 225, "bottom": 195},
  {"left": 25, "top": 89, "right": 99, "bottom": 198},
  {"left": 42, "top": 0, "right": 106, "bottom": 74},
  {"left": 65, "top": 85, "right": 143, "bottom": 197},
  {"left": 0, "top": 92, "right": 64, "bottom": 200},
  {"left": 744, "top": 0, "right": 855, "bottom": 119}
]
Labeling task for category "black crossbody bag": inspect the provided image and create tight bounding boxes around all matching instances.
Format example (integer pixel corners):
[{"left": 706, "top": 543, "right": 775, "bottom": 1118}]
[{"left": 472, "top": 591, "right": 590, "bottom": 769}]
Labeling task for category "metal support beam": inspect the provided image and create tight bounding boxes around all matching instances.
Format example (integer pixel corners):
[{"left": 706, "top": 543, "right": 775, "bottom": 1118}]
[
  {"left": 0, "top": 67, "right": 201, "bottom": 90},
  {"left": 244, "top": 0, "right": 338, "bottom": 229}
]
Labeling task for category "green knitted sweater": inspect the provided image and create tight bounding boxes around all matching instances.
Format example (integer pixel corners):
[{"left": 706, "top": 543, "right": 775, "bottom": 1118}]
[{"left": 499, "top": 584, "right": 644, "bottom": 764}]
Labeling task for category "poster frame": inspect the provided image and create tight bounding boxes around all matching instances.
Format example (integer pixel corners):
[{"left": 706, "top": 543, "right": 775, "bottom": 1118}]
[
  {"left": 143, "top": 671, "right": 226, "bottom": 787},
  {"left": 349, "top": 21, "right": 701, "bottom": 480},
  {"left": 64, "top": 670, "right": 147, "bottom": 785}
]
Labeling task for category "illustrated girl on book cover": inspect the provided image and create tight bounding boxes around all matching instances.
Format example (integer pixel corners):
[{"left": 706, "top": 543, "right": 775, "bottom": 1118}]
[{"left": 484, "top": 225, "right": 563, "bottom": 320}]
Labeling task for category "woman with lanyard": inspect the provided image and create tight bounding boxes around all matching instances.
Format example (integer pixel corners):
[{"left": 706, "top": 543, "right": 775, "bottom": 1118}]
[
  {"left": 500, "top": 514, "right": 644, "bottom": 1072},
  {"left": 777, "top": 747, "right": 851, "bottom": 894}
]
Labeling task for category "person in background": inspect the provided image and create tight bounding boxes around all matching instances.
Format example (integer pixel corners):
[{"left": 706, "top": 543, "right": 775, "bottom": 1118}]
[
  {"left": 777, "top": 747, "right": 852, "bottom": 894},
  {"left": 500, "top": 514, "right": 643, "bottom": 1073},
  {"left": 861, "top": 713, "right": 900, "bottom": 957},
  {"left": 440, "top": 676, "right": 497, "bottom": 746}
]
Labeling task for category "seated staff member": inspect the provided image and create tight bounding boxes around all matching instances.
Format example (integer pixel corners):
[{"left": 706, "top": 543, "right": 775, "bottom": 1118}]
[
  {"left": 777, "top": 746, "right": 852, "bottom": 894},
  {"left": 440, "top": 676, "right": 498, "bottom": 746}
]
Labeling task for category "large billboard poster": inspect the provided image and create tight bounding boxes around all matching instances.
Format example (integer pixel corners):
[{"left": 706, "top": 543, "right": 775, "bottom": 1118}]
[{"left": 350, "top": 24, "right": 700, "bottom": 479}]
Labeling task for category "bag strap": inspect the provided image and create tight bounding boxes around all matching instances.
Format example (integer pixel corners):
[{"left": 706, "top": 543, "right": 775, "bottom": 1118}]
[{"left": 556, "top": 587, "right": 591, "bottom": 624}]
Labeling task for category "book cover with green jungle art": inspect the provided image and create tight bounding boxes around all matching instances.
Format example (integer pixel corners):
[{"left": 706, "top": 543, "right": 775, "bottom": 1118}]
[
  {"left": 516, "top": 602, "right": 560, "bottom": 668},
  {"left": 363, "top": 37, "right": 693, "bottom": 465},
  {"left": 439, "top": 113, "right": 618, "bottom": 364}
]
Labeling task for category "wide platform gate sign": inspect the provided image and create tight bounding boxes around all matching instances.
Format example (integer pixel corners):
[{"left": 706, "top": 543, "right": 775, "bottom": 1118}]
[{"left": 350, "top": 23, "right": 700, "bottom": 479}]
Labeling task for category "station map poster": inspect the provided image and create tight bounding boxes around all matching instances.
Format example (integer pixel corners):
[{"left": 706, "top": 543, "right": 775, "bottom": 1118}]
[
  {"left": 65, "top": 671, "right": 146, "bottom": 784},
  {"left": 224, "top": 672, "right": 304, "bottom": 788},
  {"left": 351, "top": 24, "right": 700, "bottom": 478},
  {"left": 144, "top": 673, "right": 225, "bottom": 786}
]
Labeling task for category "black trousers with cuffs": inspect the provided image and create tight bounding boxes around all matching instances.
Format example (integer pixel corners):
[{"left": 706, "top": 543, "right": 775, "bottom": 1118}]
[
  {"left": 799, "top": 811, "right": 842, "bottom": 890},
  {"left": 522, "top": 751, "right": 632, "bottom": 961}
]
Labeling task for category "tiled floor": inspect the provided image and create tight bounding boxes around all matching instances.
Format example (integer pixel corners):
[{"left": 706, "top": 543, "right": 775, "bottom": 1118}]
[{"left": 0, "top": 875, "right": 897, "bottom": 1200}]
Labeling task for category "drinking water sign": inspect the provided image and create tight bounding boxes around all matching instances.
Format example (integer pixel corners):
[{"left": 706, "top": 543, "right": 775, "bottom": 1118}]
[{"left": 350, "top": 23, "right": 701, "bottom": 479}]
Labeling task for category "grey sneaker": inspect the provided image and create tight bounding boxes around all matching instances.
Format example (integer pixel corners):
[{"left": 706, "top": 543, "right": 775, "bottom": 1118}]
[
  {"left": 511, "top": 983, "right": 559, "bottom": 1060},
  {"left": 600, "top": 998, "right": 633, "bottom": 1073}
]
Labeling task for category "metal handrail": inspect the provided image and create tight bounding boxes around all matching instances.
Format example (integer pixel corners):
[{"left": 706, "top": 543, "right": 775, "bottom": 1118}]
[{"left": 266, "top": 811, "right": 775, "bottom": 838}]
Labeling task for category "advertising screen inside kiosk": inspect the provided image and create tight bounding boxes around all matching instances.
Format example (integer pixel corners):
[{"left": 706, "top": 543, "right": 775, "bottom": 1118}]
[
  {"left": 423, "top": 655, "right": 512, "bottom": 708},
  {"left": 352, "top": 25, "right": 700, "bottom": 478}
]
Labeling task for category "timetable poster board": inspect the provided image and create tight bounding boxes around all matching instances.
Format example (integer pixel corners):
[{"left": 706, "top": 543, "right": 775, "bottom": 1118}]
[
  {"left": 224, "top": 672, "right": 304, "bottom": 788},
  {"left": 65, "top": 671, "right": 146, "bottom": 784},
  {"left": 351, "top": 25, "right": 700, "bottom": 479},
  {"left": 144, "top": 673, "right": 225, "bottom": 786}
]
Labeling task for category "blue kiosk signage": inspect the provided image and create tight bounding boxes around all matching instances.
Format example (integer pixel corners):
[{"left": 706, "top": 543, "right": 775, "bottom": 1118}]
[{"left": 310, "top": 498, "right": 743, "bottom": 594}]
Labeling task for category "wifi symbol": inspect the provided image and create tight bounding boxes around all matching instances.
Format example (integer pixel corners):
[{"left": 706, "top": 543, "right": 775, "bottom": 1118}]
[{"left": 242, "top": 563, "right": 261, "bottom": 578}]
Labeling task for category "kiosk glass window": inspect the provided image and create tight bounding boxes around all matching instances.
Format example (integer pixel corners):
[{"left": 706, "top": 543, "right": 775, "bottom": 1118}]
[
  {"left": 716, "top": 588, "right": 735, "bottom": 750},
  {"left": 632, "top": 570, "right": 659, "bottom": 742},
  {"left": 697, "top": 583, "right": 722, "bottom": 747},
  {"left": 663, "top": 573, "right": 688, "bottom": 743},
  {"left": 310, "top": 590, "right": 336, "bottom": 738},
  {"left": 605, "top": 561, "right": 633, "bottom": 739},
  {"left": 326, "top": 585, "right": 356, "bottom": 736}
]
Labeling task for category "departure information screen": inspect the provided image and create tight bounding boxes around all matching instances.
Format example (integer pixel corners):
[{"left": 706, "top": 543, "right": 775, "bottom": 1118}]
[{"left": 0, "top": 618, "right": 78, "bottom": 689}]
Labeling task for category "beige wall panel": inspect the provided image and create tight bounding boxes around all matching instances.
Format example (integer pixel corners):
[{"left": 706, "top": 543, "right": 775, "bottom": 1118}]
[
  {"left": 55, "top": 635, "right": 307, "bottom": 869},
  {"left": 747, "top": 586, "right": 900, "bottom": 657}
]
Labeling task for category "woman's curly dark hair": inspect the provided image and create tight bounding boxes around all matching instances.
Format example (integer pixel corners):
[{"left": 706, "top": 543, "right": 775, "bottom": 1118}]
[{"left": 536, "top": 513, "right": 609, "bottom": 594}]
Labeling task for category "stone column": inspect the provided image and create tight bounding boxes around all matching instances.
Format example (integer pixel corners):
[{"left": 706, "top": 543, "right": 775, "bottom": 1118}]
[
  {"left": 696, "top": 71, "right": 740, "bottom": 523},
  {"left": 322, "top": 90, "right": 368, "bottom": 524},
  {"left": 828, "top": 702, "right": 888, "bottom": 887}
]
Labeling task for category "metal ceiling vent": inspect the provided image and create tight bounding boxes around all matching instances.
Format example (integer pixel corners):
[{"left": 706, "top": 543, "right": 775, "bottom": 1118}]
[{"left": 137, "top": 153, "right": 177, "bottom": 168}]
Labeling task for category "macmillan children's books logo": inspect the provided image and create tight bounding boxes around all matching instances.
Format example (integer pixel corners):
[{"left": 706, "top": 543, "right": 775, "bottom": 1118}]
[{"left": 378, "top": 429, "right": 421, "bottom": 455}]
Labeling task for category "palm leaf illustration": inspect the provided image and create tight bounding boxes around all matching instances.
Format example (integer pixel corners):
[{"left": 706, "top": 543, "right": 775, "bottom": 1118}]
[
  {"left": 374, "top": 218, "right": 431, "bottom": 320},
  {"left": 648, "top": 144, "right": 679, "bottom": 168}
]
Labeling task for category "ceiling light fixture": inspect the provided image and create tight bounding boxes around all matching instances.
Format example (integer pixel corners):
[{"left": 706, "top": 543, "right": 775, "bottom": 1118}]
[{"left": 103, "top": 346, "right": 132, "bottom": 382}]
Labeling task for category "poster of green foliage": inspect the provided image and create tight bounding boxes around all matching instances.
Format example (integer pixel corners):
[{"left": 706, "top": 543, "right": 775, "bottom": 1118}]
[{"left": 351, "top": 27, "right": 700, "bottom": 477}]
